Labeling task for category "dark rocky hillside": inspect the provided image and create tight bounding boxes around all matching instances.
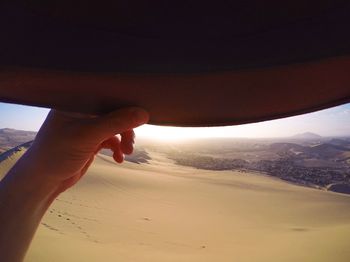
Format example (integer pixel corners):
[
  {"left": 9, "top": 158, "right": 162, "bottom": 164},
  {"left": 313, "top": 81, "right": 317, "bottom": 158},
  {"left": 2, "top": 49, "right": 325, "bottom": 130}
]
[{"left": 0, "top": 128, "right": 36, "bottom": 152}]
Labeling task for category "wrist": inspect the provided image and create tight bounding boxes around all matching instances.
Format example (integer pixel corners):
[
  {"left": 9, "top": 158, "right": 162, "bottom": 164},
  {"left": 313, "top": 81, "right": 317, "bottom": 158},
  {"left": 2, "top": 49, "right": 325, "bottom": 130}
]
[{"left": 0, "top": 148, "right": 62, "bottom": 262}]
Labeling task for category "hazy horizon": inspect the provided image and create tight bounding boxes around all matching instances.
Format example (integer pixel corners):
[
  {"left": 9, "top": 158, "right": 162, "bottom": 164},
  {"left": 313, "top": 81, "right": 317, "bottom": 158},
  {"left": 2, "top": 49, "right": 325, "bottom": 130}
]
[{"left": 0, "top": 102, "right": 349, "bottom": 140}]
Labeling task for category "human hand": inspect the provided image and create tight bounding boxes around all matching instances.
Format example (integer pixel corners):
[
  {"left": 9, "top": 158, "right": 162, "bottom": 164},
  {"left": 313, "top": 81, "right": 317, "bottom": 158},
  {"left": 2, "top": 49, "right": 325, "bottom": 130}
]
[
  {"left": 18, "top": 107, "right": 149, "bottom": 193},
  {"left": 0, "top": 107, "right": 149, "bottom": 262}
]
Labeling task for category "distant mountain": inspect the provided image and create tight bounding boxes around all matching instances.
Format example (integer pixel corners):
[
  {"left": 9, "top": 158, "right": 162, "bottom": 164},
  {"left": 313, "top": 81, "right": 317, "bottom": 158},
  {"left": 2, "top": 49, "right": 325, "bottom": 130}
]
[
  {"left": 309, "top": 143, "right": 349, "bottom": 159},
  {"left": 0, "top": 128, "right": 36, "bottom": 152},
  {"left": 267, "top": 141, "right": 350, "bottom": 159},
  {"left": 291, "top": 132, "right": 322, "bottom": 140},
  {"left": 328, "top": 138, "right": 350, "bottom": 149}
]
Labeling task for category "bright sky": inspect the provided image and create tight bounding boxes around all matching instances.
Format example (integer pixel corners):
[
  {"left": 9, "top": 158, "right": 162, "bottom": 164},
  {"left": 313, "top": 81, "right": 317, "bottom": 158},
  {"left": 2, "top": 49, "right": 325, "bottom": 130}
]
[{"left": 0, "top": 102, "right": 349, "bottom": 140}]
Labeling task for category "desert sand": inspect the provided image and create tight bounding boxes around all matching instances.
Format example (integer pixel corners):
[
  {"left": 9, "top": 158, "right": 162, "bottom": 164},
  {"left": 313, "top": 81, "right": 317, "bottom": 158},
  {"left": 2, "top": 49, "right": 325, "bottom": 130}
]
[{"left": 1, "top": 152, "right": 350, "bottom": 262}]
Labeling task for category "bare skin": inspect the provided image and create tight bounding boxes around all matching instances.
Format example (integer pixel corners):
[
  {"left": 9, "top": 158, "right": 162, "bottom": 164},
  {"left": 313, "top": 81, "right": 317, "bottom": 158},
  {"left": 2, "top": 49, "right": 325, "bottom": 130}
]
[{"left": 0, "top": 107, "right": 149, "bottom": 262}]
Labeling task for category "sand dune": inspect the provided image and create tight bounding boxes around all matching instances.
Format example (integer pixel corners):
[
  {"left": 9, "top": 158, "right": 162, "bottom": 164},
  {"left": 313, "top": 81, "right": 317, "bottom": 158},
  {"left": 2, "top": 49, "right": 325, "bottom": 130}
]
[
  {"left": 0, "top": 148, "right": 26, "bottom": 180},
  {"left": 1, "top": 152, "right": 350, "bottom": 261}
]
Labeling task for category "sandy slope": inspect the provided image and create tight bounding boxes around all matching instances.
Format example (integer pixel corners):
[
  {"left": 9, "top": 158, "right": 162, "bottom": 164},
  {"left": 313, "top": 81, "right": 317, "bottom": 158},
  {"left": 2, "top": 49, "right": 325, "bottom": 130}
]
[
  {"left": 1, "top": 153, "right": 350, "bottom": 262},
  {"left": 0, "top": 149, "right": 26, "bottom": 180}
]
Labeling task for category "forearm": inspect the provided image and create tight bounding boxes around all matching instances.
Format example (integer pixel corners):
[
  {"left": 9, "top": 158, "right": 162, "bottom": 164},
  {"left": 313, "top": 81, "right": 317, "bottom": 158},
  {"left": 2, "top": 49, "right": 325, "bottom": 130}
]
[
  {"left": 0, "top": 107, "right": 147, "bottom": 262},
  {"left": 0, "top": 150, "right": 61, "bottom": 262}
]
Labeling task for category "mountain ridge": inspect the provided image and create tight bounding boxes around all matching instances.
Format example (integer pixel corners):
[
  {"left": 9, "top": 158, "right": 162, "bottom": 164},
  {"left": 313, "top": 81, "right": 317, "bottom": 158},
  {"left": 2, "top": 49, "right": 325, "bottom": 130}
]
[{"left": 291, "top": 132, "right": 322, "bottom": 140}]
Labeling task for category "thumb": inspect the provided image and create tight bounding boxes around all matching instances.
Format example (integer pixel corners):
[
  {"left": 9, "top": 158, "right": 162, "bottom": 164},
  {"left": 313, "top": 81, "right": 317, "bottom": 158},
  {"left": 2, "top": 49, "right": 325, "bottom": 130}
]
[{"left": 87, "top": 107, "right": 149, "bottom": 141}]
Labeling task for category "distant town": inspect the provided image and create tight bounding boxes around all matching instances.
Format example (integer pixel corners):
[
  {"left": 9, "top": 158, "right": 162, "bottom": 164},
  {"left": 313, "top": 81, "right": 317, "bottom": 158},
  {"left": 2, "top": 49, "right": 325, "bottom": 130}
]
[{"left": 163, "top": 134, "right": 350, "bottom": 194}]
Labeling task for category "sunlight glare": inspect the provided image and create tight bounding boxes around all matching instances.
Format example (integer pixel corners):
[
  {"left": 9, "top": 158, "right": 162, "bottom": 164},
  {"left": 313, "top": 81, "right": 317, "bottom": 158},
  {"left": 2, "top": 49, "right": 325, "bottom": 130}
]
[{"left": 135, "top": 123, "right": 270, "bottom": 141}]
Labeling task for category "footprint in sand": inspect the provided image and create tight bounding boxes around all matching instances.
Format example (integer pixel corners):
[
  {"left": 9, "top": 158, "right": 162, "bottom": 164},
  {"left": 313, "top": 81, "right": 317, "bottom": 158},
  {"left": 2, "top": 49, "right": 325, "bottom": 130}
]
[{"left": 46, "top": 208, "right": 100, "bottom": 243}]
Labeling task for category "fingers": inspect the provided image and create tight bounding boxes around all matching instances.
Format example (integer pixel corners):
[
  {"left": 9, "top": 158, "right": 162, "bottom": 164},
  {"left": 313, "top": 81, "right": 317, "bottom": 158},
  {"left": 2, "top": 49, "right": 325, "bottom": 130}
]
[
  {"left": 101, "top": 136, "right": 124, "bottom": 163},
  {"left": 120, "top": 130, "right": 135, "bottom": 155},
  {"left": 102, "top": 131, "right": 135, "bottom": 155},
  {"left": 84, "top": 107, "right": 147, "bottom": 164},
  {"left": 113, "top": 150, "right": 124, "bottom": 163},
  {"left": 88, "top": 107, "right": 149, "bottom": 142},
  {"left": 99, "top": 133, "right": 136, "bottom": 163}
]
